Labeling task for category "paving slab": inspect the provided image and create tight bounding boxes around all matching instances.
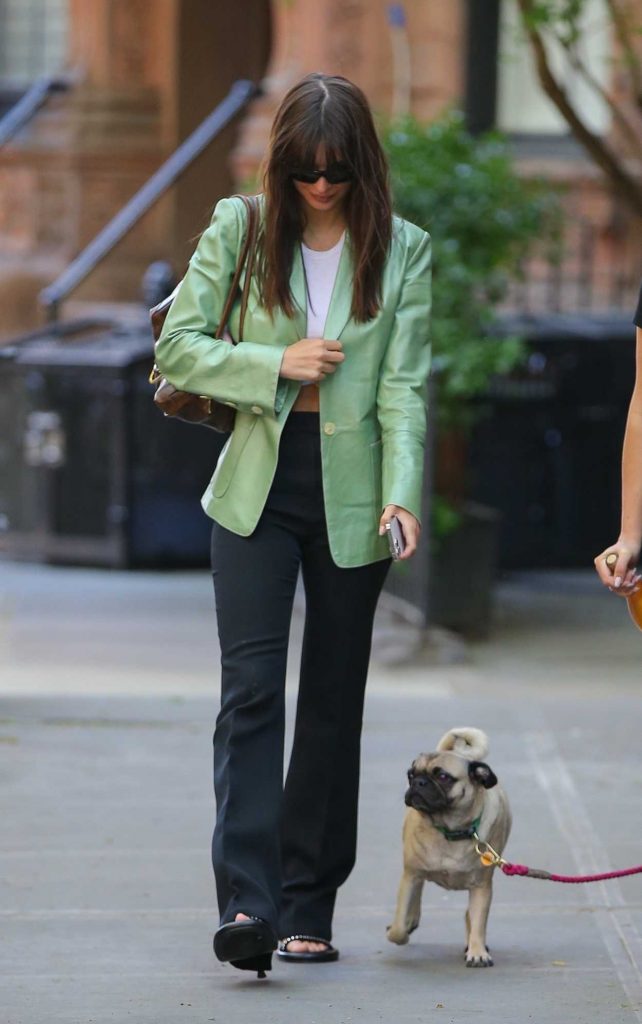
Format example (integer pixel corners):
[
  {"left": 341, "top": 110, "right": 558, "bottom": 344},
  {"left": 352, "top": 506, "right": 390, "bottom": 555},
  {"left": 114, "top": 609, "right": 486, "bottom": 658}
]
[{"left": 1, "top": 562, "right": 641, "bottom": 1023}]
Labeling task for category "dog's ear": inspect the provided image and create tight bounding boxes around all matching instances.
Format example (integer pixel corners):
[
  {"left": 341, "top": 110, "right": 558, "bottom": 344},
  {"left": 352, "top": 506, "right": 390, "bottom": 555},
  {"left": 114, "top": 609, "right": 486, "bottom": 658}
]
[{"left": 468, "top": 761, "right": 498, "bottom": 789}]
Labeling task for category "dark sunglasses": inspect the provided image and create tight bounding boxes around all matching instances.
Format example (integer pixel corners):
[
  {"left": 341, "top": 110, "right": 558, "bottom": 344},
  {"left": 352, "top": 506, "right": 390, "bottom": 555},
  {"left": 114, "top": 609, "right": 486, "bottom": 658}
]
[{"left": 290, "top": 162, "right": 353, "bottom": 185}]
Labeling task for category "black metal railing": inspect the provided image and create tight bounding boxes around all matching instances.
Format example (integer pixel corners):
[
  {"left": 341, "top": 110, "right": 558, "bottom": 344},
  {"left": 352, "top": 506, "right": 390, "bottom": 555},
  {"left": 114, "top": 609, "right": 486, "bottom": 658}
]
[
  {"left": 40, "top": 78, "right": 260, "bottom": 323},
  {"left": 504, "top": 212, "right": 641, "bottom": 317},
  {"left": 0, "top": 73, "right": 72, "bottom": 148}
]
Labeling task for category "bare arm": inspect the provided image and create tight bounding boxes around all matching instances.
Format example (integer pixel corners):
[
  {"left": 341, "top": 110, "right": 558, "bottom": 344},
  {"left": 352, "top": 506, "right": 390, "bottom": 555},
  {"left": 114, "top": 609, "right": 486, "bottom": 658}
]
[
  {"left": 620, "top": 330, "right": 642, "bottom": 548},
  {"left": 594, "top": 326, "right": 642, "bottom": 593}
]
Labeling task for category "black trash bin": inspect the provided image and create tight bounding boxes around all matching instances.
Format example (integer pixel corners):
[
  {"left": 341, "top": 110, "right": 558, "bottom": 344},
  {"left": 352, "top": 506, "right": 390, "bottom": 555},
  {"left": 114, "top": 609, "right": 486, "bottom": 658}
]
[
  {"left": 0, "top": 320, "right": 226, "bottom": 567},
  {"left": 468, "top": 313, "right": 635, "bottom": 569}
]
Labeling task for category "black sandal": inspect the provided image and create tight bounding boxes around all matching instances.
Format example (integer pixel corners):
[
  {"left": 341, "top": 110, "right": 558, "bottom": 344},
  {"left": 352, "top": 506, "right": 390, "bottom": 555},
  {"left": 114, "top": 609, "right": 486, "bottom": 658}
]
[
  {"left": 213, "top": 917, "right": 277, "bottom": 978},
  {"left": 277, "top": 934, "right": 340, "bottom": 963}
]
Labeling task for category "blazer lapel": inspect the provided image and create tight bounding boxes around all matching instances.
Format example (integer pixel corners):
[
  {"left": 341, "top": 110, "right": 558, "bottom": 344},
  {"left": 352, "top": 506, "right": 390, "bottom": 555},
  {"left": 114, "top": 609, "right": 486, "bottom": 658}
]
[
  {"left": 277, "top": 234, "right": 354, "bottom": 344},
  {"left": 322, "top": 234, "right": 353, "bottom": 341}
]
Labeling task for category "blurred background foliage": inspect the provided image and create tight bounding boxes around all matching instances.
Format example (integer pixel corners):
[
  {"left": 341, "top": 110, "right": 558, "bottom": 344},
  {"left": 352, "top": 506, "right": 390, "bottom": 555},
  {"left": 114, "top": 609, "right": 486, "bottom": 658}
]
[{"left": 382, "top": 111, "right": 562, "bottom": 433}]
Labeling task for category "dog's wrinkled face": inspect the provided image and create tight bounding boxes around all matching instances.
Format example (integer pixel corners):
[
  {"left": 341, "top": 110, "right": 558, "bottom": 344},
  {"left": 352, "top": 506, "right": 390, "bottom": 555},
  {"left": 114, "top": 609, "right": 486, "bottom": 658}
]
[{"left": 405, "top": 751, "right": 498, "bottom": 816}]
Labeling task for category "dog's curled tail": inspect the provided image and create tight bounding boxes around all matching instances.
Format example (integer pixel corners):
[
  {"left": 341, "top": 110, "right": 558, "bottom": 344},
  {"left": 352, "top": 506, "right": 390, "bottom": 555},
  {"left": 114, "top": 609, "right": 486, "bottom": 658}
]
[{"left": 436, "top": 727, "right": 489, "bottom": 761}]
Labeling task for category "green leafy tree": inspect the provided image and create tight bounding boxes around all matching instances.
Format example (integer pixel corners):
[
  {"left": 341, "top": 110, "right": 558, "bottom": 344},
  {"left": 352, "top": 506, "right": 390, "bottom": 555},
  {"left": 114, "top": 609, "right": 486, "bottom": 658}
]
[{"left": 382, "top": 111, "right": 561, "bottom": 433}]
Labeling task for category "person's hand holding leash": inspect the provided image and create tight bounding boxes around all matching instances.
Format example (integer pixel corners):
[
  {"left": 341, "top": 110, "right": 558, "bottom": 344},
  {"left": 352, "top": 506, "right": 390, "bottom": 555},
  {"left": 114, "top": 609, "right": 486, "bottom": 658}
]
[{"left": 594, "top": 542, "right": 641, "bottom": 594}]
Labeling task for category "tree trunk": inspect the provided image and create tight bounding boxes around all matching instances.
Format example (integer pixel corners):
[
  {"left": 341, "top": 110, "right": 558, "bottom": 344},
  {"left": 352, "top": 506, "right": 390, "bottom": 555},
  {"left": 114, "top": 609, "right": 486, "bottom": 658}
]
[{"left": 516, "top": 0, "right": 642, "bottom": 219}]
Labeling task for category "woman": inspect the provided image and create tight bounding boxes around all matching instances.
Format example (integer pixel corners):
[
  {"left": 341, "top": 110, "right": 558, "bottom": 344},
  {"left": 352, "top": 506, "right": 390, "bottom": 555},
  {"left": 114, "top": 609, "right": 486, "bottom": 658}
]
[
  {"left": 594, "top": 283, "right": 642, "bottom": 595},
  {"left": 155, "top": 73, "right": 431, "bottom": 977}
]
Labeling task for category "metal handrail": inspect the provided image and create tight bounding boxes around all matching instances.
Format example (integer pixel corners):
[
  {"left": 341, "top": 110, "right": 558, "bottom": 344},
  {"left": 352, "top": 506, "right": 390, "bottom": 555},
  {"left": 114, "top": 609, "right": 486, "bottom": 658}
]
[
  {"left": 0, "top": 74, "right": 72, "bottom": 148},
  {"left": 0, "top": 316, "right": 116, "bottom": 352},
  {"left": 40, "top": 78, "right": 260, "bottom": 322}
]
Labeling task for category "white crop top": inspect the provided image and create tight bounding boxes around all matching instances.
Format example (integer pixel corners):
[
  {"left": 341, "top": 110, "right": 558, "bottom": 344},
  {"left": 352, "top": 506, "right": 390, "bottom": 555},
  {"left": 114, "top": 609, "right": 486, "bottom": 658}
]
[{"left": 301, "top": 232, "right": 345, "bottom": 338}]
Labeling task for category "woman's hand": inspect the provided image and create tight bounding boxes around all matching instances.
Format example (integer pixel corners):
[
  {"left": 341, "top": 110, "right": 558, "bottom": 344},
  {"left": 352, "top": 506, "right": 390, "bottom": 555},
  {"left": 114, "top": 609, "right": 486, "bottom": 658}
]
[
  {"left": 379, "top": 504, "right": 420, "bottom": 560},
  {"left": 280, "top": 338, "right": 344, "bottom": 382},
  {"left": 594, "top": 540, "right": 641, "bottom": 596}
]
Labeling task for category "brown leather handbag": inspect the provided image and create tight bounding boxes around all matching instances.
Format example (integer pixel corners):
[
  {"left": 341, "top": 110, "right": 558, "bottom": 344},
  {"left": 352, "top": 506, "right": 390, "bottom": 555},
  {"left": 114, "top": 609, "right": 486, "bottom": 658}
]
[{"left": 149, "top": 194, "right": 260, "bottom": 432}]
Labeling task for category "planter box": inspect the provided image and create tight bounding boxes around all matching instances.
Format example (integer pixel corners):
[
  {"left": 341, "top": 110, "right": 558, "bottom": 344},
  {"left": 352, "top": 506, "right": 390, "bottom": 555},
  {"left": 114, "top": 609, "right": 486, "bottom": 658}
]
[{"left": 429, "top": 501, "right": 501, "bottom": 639}]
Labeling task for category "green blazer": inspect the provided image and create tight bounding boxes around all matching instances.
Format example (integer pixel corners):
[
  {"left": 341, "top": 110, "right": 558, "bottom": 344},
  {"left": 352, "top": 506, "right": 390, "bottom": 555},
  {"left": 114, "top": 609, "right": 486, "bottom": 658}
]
[{"left": 155, "top": 195, "right": 431, "bottom": 568}]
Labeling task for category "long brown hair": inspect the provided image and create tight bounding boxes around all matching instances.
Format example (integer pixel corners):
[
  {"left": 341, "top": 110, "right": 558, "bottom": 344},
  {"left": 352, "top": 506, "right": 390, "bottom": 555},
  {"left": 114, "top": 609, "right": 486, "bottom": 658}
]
[{"left": 258, "top": 73, "right": 392, "bottom": 323}]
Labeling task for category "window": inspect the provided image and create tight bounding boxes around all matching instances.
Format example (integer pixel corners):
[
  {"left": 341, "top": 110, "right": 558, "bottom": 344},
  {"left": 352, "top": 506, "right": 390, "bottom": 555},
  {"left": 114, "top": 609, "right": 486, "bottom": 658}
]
[
  {"left": 496, "top": 0, "right": 612, "bottom": 136},
  {"left": 0, "top": 0, "right": 68, "bottom": 87}
]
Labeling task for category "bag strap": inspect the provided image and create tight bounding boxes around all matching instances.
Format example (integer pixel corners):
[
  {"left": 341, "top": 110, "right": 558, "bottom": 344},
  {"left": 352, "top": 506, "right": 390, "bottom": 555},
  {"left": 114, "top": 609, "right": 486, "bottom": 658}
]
[
  {"left": 149, "top": 193, "right": 260, "bottom": 367},
  {"left": 216, "top": 193, "right": 260, "bottom": 343},
  {"left": 238, "top": 195, "right": 260, "bottom": 341}
]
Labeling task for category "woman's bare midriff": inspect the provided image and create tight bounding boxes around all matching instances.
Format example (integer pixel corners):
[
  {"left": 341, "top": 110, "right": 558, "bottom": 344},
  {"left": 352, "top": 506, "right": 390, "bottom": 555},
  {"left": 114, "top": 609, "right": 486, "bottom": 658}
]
[{"left": 292, "top": 384, "right": 320, "bottom": 412}]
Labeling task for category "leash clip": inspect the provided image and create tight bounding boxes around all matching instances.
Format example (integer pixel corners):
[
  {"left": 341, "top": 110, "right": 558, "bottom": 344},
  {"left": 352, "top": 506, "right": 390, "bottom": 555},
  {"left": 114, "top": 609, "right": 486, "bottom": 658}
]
[{"left": 472, "top": 832, "right": 506, "bottom": 868}]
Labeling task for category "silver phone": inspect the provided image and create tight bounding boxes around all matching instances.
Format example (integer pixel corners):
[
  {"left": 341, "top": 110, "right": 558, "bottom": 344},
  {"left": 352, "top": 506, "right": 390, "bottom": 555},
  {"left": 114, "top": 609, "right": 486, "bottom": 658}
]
[{"left": 385, "top": 515, "right": 406, "bottom": 560}]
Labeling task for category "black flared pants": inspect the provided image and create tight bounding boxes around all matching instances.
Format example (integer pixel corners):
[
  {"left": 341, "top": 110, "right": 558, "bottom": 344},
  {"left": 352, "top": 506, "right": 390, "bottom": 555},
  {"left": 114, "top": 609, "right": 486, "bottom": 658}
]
[{"left": 210, "top": 412, "right": 390, "bottom": 941}]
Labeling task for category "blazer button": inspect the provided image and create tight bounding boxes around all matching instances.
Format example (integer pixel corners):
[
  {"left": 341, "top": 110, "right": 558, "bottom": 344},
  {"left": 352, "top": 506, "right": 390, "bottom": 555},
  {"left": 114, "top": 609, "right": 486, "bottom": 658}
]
[
  {"left": 323, "top": 422, "right": 336, "bottom": 436},
  {"left": 251, "top": 405, "right": 263, "bottom": 415}
]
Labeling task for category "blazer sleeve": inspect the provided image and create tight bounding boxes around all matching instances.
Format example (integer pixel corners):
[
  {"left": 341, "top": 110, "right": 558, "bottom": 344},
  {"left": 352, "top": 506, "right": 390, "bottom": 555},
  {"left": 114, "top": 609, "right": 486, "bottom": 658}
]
[
  {"left": 154, "top": 196, "right": 288, "bottom": 417},
  {"left": 376, "top": 225, "right": 432, "bottom": 522}
]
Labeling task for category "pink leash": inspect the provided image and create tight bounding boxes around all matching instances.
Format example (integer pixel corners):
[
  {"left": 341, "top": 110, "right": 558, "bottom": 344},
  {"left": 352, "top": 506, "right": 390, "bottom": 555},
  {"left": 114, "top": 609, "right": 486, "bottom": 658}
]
[
  {"left": 473, "top": 834, "right": 642, "bottom": 883},
  {"left": 500, "top": 862, "right": 642, "bottom": 883}
]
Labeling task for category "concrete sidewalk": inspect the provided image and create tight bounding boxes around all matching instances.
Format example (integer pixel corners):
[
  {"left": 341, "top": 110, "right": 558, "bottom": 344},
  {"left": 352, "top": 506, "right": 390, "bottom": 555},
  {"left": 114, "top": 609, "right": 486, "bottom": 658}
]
[{"left": 1, "top": 562, "right": 641, "bottom": 1023}]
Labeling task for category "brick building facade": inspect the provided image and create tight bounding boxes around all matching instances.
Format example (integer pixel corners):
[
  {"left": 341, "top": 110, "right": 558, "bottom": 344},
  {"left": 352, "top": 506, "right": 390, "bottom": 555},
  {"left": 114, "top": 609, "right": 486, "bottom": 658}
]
[{"left": 0, "top": 0, "right": 640, "bottom": 339}]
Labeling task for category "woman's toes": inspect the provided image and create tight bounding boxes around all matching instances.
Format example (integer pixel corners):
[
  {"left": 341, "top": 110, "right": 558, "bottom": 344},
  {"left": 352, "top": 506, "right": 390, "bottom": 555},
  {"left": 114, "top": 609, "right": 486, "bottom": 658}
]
[{"left": 284, "top": 939, "right": 328, "bottom": 954}]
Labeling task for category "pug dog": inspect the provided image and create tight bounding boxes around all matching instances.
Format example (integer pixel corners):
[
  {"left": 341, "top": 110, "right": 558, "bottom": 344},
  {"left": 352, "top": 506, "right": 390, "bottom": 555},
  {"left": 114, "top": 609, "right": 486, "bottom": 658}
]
[{"left": 387, "top": 727, "right": 511, "bottom": 967}]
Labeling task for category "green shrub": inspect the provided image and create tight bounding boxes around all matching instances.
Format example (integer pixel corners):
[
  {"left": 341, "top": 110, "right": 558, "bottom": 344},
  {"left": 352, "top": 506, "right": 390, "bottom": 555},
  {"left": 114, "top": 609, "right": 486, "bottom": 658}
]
[{"left": 382, "top": 111, "right": 561, "bottom": 433}]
